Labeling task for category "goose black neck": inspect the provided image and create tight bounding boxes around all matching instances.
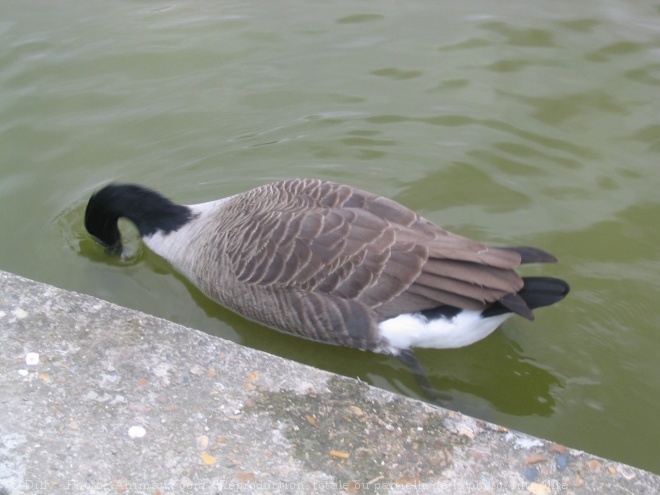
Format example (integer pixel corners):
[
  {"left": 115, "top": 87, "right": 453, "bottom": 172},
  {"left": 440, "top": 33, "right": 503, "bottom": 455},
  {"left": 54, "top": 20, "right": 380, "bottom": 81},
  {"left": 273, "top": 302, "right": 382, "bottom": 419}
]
[{"left": 84, "top": 184, "right": 193, "bottom": 250}]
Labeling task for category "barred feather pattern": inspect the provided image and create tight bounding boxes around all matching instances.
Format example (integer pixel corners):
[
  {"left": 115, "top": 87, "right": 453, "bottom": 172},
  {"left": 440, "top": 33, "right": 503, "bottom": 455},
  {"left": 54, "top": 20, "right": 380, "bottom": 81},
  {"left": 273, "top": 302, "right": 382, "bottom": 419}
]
[{"left": 160, "top": 179, "right": 551, "bottom": 350}]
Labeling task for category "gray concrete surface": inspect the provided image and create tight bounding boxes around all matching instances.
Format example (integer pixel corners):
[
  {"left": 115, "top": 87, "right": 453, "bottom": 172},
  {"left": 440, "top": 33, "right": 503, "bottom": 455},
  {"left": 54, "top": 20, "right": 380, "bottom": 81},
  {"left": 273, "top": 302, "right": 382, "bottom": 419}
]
[{"left": 1, "top": 269, "right": 658, "bottom": 495}]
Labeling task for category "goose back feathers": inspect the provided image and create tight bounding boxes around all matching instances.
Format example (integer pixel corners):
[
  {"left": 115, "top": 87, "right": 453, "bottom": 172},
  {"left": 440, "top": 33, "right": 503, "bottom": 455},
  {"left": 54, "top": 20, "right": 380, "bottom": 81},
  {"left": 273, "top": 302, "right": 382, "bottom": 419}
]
[{"left": 85, "top": 178, "right": 569, "bottom": 355}]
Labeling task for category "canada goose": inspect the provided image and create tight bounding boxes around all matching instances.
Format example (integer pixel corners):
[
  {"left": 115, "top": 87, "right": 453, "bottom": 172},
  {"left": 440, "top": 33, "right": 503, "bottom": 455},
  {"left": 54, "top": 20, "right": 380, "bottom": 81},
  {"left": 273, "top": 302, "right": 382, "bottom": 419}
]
[{"left": 85, "top": 178, "right": 568, "bottom": 394}]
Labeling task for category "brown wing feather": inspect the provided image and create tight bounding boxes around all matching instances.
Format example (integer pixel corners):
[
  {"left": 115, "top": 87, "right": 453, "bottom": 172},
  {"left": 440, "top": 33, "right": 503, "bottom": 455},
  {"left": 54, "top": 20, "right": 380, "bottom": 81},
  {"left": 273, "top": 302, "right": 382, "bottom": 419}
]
[{"left": 225, "top": 179, "right": 531, "bottom": 328}]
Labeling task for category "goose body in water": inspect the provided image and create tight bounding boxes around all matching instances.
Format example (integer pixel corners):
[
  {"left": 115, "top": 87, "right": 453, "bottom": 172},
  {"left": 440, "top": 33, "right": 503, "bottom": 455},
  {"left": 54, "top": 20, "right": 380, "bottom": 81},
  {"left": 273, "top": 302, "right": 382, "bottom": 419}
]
[{"left": 85, "top": 178, "right": 568, "bottom": 388}]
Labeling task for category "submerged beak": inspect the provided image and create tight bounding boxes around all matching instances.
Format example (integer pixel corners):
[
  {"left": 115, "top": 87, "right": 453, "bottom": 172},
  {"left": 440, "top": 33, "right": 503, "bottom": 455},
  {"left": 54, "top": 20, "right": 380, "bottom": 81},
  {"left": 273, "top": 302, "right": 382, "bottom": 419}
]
[
  {"left": 104, "top": 242, "right": 123, "bottom": 257},
  {"left": 90, "top": 235, "right": 122, "bottom": 257}
]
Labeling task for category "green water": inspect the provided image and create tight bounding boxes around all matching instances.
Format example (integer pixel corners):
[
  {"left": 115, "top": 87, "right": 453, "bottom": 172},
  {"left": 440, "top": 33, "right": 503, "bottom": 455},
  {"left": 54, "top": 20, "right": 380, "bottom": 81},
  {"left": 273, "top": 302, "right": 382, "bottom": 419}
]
[{"left": 2, "top": 0, "right": 660, "bottom": 474}]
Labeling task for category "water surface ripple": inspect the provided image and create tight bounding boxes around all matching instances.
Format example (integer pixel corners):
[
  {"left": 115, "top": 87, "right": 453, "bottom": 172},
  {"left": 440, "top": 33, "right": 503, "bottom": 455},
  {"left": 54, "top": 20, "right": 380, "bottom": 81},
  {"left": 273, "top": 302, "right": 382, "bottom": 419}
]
[{"left": 2, "top": 0, "right": 660, "bottom": 473}]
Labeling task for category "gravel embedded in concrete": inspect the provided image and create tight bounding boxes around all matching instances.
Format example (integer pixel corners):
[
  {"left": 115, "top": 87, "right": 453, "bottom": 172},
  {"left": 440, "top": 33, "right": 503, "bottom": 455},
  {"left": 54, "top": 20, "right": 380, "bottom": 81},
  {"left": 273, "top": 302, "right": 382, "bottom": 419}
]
[{"left": 1, "top": 270, "right": 658, "bottom": 494}]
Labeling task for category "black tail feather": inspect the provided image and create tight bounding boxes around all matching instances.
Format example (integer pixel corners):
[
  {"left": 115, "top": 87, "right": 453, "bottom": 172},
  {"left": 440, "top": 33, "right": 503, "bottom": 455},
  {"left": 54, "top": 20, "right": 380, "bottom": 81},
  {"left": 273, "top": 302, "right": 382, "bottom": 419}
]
[
  {"left": 483, "top": 276, "right": 569, "bottom": 319},
  {"left": 517, "top": 277, "right": 570, "bottom": 309},
  {"left": 499, "top": 292, "right": 535, "bottom": 321},
  {"left": 500, "top": 246, "right": 558, "bottom": 264}
]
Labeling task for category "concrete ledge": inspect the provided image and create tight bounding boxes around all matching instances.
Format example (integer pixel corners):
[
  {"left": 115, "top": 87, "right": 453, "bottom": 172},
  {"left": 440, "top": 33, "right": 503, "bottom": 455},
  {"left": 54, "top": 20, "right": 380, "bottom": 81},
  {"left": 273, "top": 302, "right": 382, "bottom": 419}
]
[{"left": 1, "top": 270, "right": 658, "bottom": 494}]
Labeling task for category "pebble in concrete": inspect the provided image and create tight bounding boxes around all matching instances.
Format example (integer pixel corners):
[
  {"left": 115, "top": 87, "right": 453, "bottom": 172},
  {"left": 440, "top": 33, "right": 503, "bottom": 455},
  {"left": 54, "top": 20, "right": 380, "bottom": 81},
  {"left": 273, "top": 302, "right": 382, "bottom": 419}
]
[{"left": 1, "top": 270, "right": 659, "bottom": 494}]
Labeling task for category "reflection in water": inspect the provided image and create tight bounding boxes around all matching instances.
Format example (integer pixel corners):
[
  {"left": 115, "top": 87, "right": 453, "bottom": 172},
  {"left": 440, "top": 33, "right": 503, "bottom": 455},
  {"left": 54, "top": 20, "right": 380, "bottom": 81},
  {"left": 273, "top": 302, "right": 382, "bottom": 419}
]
[{"left": 415, "top": 338, "right": 561, "bottom": 418}]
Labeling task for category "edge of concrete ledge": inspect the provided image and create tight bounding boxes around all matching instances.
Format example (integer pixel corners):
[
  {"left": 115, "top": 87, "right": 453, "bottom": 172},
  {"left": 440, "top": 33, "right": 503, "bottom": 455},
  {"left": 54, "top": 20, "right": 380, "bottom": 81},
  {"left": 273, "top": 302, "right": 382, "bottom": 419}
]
[{"left": 1, "top": 269, "right": 658, "bottom": 495}]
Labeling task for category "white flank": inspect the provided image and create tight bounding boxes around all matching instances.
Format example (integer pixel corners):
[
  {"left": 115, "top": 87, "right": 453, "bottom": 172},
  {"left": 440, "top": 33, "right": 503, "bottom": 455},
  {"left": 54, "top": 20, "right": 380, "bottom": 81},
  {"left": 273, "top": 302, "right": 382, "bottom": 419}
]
[{"left": 378, "top": 310, "right": 513, "bottom": 351}]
